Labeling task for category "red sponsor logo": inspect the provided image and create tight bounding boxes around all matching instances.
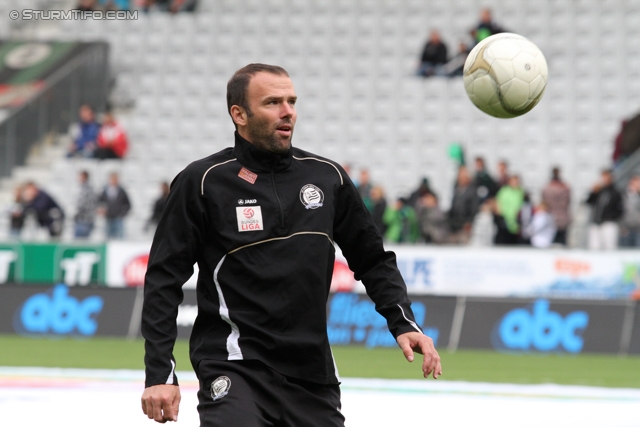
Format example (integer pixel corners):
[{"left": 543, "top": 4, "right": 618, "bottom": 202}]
[
  {"left": 243, "top": 208, "right": 254, "bottom": 218},
  {"left": 124, "top": 254, "right": 149, "bottom": 287},
  {"left": 238, "top": 167, "right": 258, "bottom": 184}
]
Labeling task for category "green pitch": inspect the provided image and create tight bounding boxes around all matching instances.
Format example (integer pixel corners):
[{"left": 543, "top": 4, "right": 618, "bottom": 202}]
[{"left": 1, "top": 334, "right": 639, "bottom": 388}]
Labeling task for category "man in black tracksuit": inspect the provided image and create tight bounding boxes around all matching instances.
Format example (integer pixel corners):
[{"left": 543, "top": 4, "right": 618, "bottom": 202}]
[{"left": 141, "top": 64, "right": 442, "bottom": 426}]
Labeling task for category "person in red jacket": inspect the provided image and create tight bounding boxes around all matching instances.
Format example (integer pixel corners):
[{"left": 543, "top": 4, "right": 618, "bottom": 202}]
[{"left": 95, "top": 111, "right": 129, "bottom": 160}]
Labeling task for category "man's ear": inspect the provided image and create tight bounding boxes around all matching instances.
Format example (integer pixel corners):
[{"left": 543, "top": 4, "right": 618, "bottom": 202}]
[{"left": 230, "top": 105, "right": 248, "bottom": 127}]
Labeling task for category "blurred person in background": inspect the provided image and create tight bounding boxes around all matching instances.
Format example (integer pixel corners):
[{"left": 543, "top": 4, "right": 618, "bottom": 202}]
[
  {"left": 407, "top": 177, "right": 437, "bottom": 210},
  {"left": 619, "top": 175, "right": 640, "bottom": 248},
  {"left": 22, "top": 182, "right": 65, "bottom": 239},
  {"left": 145, "top": 181, "right": 170, "bottom": 232},
  {"left": 518, "top": 192, "right": 534, "bottom": 245},
  {"left": 495, "top": 175, "right": 525, "bottom": 245},
  {"left": 473, "top": 156, "right": 499, "bottom": 204},
  {"left": 586, "top": 169, "right": 623, "bottom": 250},
  {"left": 524, "top": 201, "right": 556, "bottom": 248},
  {"left": 496, "top": 159, "right": 510, "bottom": 187},
  {"left": 356, "top": 168, "right": 373, "bottom": 210},
  {"left": 417, "top": 29, "right": 448, "bottom": 77},
  {"left": 471, "top": 8, "right": 506, "bottom": 44},
  {"left": 98, "top": 172, "right": 131, "bottom": 239},
  {"left": 384, "top": 197, "right": 420, "bottom": 243},
  {"left": 94, "top": 111, "right": 129, "bottom": 160},
  {"left": 8, "top": 185, "right": 26, "bottom": 239},
  {"left": 417, "top": 192, "right": 448, "bottom": 244},
  {"left": 74, "top": 170, "right": 97, "bottom": 239},
  {"left": 369, "top": 185, "right": 388, "bottom": 236},
  {"left": 541, "top": 167, "right": 571, "bottom": 245},
  {"left": 67, "top": 104, "right": 100, "bottom": 158},
  {"left": 447, "top": 166, "right": 479, "bottom": 244},
  {"left": 470, "top": 199, "right": 496, "bottom": 246},
  {"left": 442, "top": 41, "right": 470, "bottom": 77}
]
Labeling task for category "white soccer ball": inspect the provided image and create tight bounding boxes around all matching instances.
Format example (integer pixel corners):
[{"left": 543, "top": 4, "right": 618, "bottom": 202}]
[{"left": 463, "top": 33, "right": 548, "bottom": 119}]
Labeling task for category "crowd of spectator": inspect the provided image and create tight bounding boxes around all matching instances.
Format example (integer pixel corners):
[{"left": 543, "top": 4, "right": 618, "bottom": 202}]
[
  {"left": 349, "top": 158, "right": 640, "bottom": 250},
  {"left": 416, "top": 8, "right": 506, "bottom": 78},
  {"left": 6, "top": 169, "right": 170, "bottom": 241}
]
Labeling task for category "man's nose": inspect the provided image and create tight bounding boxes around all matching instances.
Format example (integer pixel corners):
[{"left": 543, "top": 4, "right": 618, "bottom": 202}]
[{"left": 281, "top": 102, "right": 294, "bottom": 117}]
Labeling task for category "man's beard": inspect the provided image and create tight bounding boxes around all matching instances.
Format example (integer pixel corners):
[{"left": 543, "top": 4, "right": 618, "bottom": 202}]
[{"left": 245, "top": 114, "right": 293, "bottom": 154}]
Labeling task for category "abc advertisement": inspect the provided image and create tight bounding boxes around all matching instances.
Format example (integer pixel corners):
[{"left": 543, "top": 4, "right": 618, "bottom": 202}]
[
  {"left": 457, "top": 298, "right": 629, "bottom": 354},
  {"left": 0, "top": 284, "right": 136, "bottom": 337}
]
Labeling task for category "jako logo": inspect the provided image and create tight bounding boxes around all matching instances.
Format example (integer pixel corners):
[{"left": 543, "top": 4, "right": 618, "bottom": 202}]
[
  {"left": 493, "top": 299, "right": 589, "bottom": 353},
  {"left": 14, "top": 284, "right": 104, "bottom": 336}
]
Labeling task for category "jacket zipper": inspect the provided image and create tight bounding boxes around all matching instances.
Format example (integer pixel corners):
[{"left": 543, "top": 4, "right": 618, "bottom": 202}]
[{"left": 271, "top": 170, "right": 285, "bottom": 227}]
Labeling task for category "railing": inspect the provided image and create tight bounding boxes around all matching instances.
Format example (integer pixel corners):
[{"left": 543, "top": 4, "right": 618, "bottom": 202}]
[{"left": 0, "top": 41, "right": 110, "bottom": 178}]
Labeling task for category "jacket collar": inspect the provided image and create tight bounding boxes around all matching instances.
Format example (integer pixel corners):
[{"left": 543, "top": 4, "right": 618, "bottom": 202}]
[{"left": 232, "top": 131, "right": 293, "bottom": 173}]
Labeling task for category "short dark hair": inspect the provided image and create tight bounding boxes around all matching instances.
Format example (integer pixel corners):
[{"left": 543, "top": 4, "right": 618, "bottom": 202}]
[{"left": 226, "top": 64, "right": 289, "bottom": 126}]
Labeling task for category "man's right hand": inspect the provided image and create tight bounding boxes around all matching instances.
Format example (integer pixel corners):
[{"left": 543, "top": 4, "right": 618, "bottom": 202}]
[{"left": 141, "top": 384, "right": 181, "bottom": 423}]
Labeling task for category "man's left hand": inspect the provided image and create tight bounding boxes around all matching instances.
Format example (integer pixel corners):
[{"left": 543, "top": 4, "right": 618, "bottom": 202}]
[{"left": 396, "top": 331, "right": 442, "bottom": 379}]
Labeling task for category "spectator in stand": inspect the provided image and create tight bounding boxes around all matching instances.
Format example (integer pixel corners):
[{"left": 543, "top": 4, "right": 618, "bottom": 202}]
[
  {"left": 586, "top": 169, "right": 623, "bottom": 250},
  {"left": 98, "top": 0, "right": 130, "bottom": 10},
  {"left": 442, "top": 41, "right": 470, "bottom": 78},
  {"left": 613, "top": 112, "right": 640, "bottom": 167},
  {"left": 524, "top": 202, "right": 557, "bottom": 248},
  {"left": 75, "top": 0, "right": 98, "bottom": 11},
  {"left": 448, "top": 166, "right": 479, "bottom": 244},
  {"left": 98, "top": 172, "right": 131, "bottom": 239},
  {"left": 407, "top": 177, "right": 436, "bottom": 210},
  {"left": 473, "top": 156, "right": 499, "bottom": 204},
  {"left": 619, "top": 175, "right": 640, "bottom": 248},
  {"left": 94, "top": 111, "right": 129, "bottom": 160},
  {"left": 496, "top": 160, "right": 510, "bottom": 188},
  {"left": 356, "top": 168, "right": 373, "bottom": 210},
  {"left": 74, "top": 170, "right": 97, "bottom": 239},
  {"left": 472, "top": 8, "right": 506, "bottom": 44},
  {"left": 383, "top": 197, "right": 420, "bottom": 243},
  {"left": 67, "top": 105, "right": 100, "bottom": 158},
  {"left": 417, "top": 30, "right": 448, "bottom": 77},
  {"left": 142, "top": 0, "right": 197, "bottom": 13},
  {"left": 22, "top": 182, "right": 65, "bottom": 239},
  {"left": 518, "top": 192, "right": 534, "bottom": 245},
  {"left": 145, "top": 181, "right": 170, "bottom": 232},
  {"left": 541, "top": 167, "right": 571, "bottom": 245},
  {"left": 8, "top": 185, "right": 25, "bottom": 239},
  {"left": 495, "top": 175, "right": 525, "bottom": 245},
  {"left": 470, "top": 199, "right": 496, "bottom": 246},
  {"left": 369, "top": 185, "right": 388, "bottom": 237},
  {"left": 417, "top": 192, "right": 448, "bottom": 244}
]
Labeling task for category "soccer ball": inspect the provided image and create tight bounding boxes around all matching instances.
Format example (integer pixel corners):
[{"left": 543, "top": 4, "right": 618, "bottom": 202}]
[{"left": 463, "top": 33, "right": 548, "bottom": 119}]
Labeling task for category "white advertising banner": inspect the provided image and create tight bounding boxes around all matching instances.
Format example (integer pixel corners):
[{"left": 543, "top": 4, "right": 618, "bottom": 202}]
[
  {"left": 105, "top": 241, "right": 198, "bottom": 288},
  {"left": 336, "top": 246, "right": 640, "bottom": 299},
  {"left": 106, "top": 241, "right": 640, "bottom": 299}
]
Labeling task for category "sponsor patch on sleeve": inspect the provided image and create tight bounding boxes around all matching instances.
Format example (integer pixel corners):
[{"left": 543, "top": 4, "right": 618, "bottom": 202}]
[{"left": 236, "top": 206, "right": 263, "bottom": 232}]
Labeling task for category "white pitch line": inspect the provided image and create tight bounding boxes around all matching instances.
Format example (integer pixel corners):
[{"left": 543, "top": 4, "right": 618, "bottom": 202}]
[{"left": 0, "top": 368, "right": 638, "bottom": 427}]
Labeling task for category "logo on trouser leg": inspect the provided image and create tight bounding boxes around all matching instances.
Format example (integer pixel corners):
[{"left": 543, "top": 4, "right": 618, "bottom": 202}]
[{"left": 211, "top": 376, "right": 231, "bottom": 400}]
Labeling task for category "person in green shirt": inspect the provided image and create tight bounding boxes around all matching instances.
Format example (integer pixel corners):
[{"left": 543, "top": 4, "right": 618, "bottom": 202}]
[
  {"left": 495, "top": 175, "right": 525, "bottom": 244},
  {"left": 384, "top": 197, "right": 420, "bottom": 243}
]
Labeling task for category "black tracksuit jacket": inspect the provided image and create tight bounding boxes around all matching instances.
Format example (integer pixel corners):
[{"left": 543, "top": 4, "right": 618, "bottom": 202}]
[{"left": 142, "top": 132, "right": 422, "bottom": 387}]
